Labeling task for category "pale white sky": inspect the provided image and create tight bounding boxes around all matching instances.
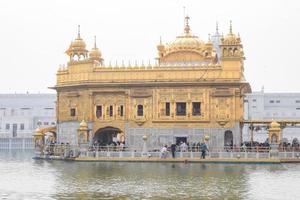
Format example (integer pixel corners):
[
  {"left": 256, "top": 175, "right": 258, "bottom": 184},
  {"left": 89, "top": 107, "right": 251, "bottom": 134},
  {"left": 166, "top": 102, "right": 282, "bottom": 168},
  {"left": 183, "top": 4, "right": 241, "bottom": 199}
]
[{"left": 0, "top": 0, "right": 299, "bottom": 93}]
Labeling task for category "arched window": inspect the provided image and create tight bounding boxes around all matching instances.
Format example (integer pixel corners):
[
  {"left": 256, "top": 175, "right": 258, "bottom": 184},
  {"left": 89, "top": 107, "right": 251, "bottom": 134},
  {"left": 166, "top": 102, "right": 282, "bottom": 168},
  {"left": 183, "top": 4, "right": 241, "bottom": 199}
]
[
  {"left": 223, "top": 48, "right": 228, "bottom": 57},
  {"left": 137, "top": 105, "right": 143, "bottom": 116},
  {"left": 79, "top": 54, "right": 85, "bottom": 60},
  {"left": 109, "top": 105, "right": 113, "bottom": 117},
  {"left": 233, "top": 48, "right": 239, "bottom": 56},
  {"left": 229, "top": 48, "right": 233, "bottom": 56},
  {"left": 73, "top": 54, "right": 79, "bottom": 61},
  {"left": 96, "top": 105, "right": 102, "bottom": 118}
]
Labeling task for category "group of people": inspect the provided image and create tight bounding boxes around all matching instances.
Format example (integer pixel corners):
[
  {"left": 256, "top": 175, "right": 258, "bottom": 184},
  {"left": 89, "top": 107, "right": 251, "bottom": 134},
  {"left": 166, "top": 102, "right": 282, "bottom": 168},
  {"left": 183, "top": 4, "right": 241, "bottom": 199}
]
[
  {"left": 92, "top": 140, "right": 125, "bottom": 151},
  {"left": 160, "top": 141, "right": 209, "bottom": 159}
]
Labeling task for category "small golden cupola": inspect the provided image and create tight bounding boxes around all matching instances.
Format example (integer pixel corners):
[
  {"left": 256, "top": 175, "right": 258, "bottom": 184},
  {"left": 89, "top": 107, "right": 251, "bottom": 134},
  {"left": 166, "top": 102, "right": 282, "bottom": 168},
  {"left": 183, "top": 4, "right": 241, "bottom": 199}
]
[
  {"left": 89, "top": 36, "right": 104, "bottom": 65},
  {"left": 220, "top": 21, "right": 244, "bottom": 59},
  {"left": 65, "top": 25, "right": 88, "bottom": 62},
  {"left": 157, "top": 16, "right": 217, "bottom": 66}
]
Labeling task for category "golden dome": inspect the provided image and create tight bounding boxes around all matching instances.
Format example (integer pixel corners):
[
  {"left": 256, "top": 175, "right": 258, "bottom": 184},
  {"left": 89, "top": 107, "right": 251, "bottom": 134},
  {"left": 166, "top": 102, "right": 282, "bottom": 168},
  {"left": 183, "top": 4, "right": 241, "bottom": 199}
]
[
  {"left": 71, "top": 37, "right": 86, "bottom": 50},
  {"left": 270, "top": 120, "right": 280, "bottom": 128},
  {"left": 89, "top": 47, "right": 101, "bottom": 58},
  {"left": 166, "top": 16, "right": 204, "bottom": 52},
  {"left": 33, "top": 128, "right": 43, "bottom": 137},
  {"left": 89, "top": 36, "right": 102, "bottom": 60},
  {"left": 169, "top": 35, "right": 204, "bottom": 50},
  {"left": 35, "top": 127, "right": 42, "bottom": 133},
  {"left": 79, "top": 119, "right": 88, "bottom": 128}
]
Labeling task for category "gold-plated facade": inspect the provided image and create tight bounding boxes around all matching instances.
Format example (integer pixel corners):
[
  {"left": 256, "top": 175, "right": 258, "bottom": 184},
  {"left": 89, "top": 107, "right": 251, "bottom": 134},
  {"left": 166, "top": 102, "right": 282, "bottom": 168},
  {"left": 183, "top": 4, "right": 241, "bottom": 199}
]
[{"left": 53, "top": 17, "right": 251, "bottom": 148}]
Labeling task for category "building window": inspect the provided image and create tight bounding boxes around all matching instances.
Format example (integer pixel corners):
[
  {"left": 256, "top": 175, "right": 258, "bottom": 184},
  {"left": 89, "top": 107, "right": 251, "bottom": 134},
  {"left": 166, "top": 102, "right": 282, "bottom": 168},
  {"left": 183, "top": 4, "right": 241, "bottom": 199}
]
[
  {"left": 96, "top": 105, "right": 102, "bottom": 118},
  {"left": 5, "top": 124, "right": 10, "bottom": 130},
  {"left": 109, "top": 105, "right": 113, "bottom": 117},
  {"left": 296, "top": 100, "right": 300, "bottom": 103},
  {"left": 120, "top": 105, "right": 124, "bottom": 117},
  {"left": 192, "top": 102, "right": 201, "bottom": 116},
  {"left": 137, "top": 105, "right": 143, "bottom": 116},
  {"left": 44, "top": 122, "right": 49, "bottom": 125},
  {"left": 276, "top": 100, "right": 280, "bottom": 103},
  {"left": 51, "top": 122, "right": 56, "bottom": 125},
  {"left": 20, "top": 124, "right": 25, "bottom": 130},
  {"left": 70, "top": 108, "right": 76, "bottom": 117},
  {"left": 269, "top": 100, "right": 274, "bottom": 103},
  {"left": 165, "top": 102, "right": 170, "bottom": 116},
  {"left": 252, "top": 99, "right": 256, "bottom": 102},
  {"left": 176, "top": 102, "right": 186, "bottom": 116},
  {"left": 296, "top": 108, "right": 300, "bottom": 110}
]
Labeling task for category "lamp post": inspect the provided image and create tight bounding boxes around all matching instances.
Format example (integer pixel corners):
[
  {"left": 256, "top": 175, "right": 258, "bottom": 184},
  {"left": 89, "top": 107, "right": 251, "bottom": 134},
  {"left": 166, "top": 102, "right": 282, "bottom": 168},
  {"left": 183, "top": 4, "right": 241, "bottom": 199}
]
[{"left": 142, "top": 134, "right": 148, "bottom": 157}]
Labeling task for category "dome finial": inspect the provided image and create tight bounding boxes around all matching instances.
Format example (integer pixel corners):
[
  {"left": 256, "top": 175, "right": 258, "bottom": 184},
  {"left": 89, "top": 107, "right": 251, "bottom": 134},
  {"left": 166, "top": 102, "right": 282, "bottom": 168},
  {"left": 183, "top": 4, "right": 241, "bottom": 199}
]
[
  {"left": 229, "top": 20, "right": 233, "bottom": 34},
  {"left": 216, "top": 22, "right": 219, "bottom": 34},
  {"left": 159, "top": 36, "right": 162, "bottom": 45},
  {"left": 184, "top": 15, "right": 190, "bottom": 34},
  {"left": 94, "top": 35, "right": 97, "bottom": 48},
  {"left": 77, "top": 25, "right": 81, "bottom": 38}
]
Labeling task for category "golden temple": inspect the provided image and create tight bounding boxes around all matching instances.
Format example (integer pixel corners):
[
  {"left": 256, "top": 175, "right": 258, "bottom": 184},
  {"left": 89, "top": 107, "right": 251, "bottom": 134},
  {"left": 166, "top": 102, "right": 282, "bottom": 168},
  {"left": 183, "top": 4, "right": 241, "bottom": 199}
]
[{"left": 52, "top": 16, "right": 251, "bottom": 149}]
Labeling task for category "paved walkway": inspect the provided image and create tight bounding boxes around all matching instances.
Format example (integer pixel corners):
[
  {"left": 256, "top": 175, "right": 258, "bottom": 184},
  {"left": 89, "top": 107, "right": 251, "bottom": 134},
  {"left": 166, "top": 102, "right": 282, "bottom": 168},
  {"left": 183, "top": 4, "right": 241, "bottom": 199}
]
[
  {"left": 34, "top": 154, "right": 300, "bottom": 164},
  {"left": 72, "top": 157, "right": 292, "bottom": 164}
]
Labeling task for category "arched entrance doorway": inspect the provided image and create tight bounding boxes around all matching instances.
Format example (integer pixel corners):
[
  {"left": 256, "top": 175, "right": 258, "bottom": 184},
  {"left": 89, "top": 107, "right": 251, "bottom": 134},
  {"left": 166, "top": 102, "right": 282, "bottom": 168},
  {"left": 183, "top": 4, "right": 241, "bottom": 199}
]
[
  {"left": 224, "top": 130, "right": 233, "bottom": 147},
  {"left": 93, "top": 127, "right": 122, "bottom": 146}
]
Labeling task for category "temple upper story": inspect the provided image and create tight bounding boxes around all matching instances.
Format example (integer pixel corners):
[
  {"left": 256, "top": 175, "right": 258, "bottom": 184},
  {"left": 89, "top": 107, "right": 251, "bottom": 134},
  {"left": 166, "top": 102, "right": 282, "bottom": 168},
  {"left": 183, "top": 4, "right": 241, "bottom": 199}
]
[{"left": 56, "top": 17, "right": 246, "bottom": 87}]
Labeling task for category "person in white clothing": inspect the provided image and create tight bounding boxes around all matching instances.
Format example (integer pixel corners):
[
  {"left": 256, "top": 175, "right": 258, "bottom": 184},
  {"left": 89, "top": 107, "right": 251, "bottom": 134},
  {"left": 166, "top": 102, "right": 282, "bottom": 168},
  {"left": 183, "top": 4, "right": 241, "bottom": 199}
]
[{"left": 160, "top": 145, "right": 168, "bottom": 158}]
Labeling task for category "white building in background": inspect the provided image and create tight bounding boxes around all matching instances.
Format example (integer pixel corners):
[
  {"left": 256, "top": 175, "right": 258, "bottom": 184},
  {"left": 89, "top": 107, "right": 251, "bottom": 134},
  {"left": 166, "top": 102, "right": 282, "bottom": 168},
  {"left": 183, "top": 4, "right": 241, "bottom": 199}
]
[
  {"left": 244, "top": 91, "right": 300, "bottom": 143},
  {"left": 0, "top": 93, "right": 56, "bottom": 149}
]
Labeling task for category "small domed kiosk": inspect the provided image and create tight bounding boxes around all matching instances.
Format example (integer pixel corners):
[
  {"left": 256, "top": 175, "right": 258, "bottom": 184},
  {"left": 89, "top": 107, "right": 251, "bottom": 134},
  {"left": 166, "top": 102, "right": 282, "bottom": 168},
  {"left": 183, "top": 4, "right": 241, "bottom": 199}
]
[
  {"left": 77, "top": 119, "right": 90, "bottom": 145},
  {"left": 268, "top": 120, "right": 281, "bottom": 144}
]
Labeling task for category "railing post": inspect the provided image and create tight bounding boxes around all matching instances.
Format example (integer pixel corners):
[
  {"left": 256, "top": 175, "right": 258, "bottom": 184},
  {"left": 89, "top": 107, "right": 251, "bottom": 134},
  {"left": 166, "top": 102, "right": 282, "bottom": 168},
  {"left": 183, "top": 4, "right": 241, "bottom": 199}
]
[
  {"left": 9, "top": 139, "right": 12, "bottom": 149},
  {"left": 293, "top": 150, "right": 295, "bottom": 158},
  {"left": 22, "top": 138, "right": 25, "bottom": 149},
  {"left": 285, "top": 151, "right": 287, "bottom": 159}
]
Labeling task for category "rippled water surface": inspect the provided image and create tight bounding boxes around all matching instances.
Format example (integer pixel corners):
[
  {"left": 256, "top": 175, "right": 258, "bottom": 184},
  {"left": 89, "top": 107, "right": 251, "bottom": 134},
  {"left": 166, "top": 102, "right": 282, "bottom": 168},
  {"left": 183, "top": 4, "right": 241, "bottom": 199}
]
[{"left": 1, "top": 151, "right": 300, "bottom": 200}]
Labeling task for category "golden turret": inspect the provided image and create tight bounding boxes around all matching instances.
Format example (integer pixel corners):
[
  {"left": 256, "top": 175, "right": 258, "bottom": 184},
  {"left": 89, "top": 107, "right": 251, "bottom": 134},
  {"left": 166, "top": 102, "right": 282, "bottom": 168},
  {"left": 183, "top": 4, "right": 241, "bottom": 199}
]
[
  {"left": 66, "top": 25, "right": 88, "bottom": 62},
  {"left": 220, "top": 21, "right": 244, "bottom": 59},
  {"left": 89, "top": 36, "right": 103, "bottom": 65},
  {"left": 221, "top": 21, "right": 241, "bottom": 45}
]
